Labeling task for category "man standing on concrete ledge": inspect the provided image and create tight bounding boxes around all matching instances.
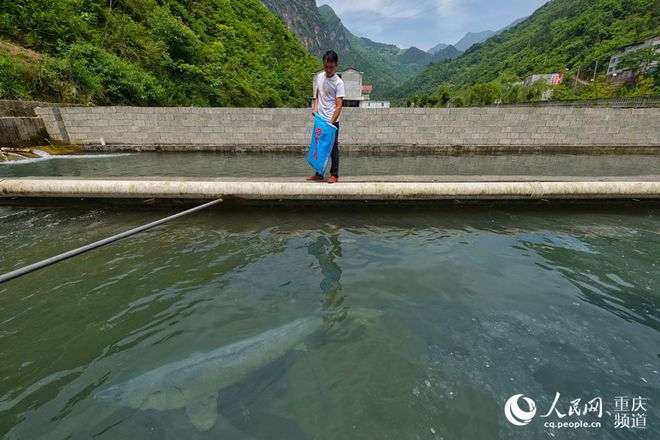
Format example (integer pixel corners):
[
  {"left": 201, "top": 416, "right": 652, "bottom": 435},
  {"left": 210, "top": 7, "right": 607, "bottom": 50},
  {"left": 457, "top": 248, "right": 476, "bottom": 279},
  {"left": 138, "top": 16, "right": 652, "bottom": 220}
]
[{"left": 308, "top": 50, "right": 345, "bottom": 184}]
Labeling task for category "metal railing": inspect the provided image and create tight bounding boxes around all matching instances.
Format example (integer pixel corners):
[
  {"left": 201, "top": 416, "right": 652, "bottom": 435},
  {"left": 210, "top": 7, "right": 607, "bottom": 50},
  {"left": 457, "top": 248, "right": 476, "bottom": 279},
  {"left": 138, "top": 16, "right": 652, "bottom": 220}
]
[{"left": 492, "top": 96, "right": 660, "bottom": 108}]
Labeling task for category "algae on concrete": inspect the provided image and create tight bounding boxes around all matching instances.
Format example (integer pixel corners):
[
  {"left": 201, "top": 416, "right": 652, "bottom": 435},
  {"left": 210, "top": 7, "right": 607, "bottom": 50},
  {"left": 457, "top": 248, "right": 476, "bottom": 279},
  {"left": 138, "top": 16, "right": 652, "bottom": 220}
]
[
  {"left": 0, "top": 146, "right": 81, "bottom": 161},
  {"left": 36, "top": 145, "right": 82, "bottom": 155}
]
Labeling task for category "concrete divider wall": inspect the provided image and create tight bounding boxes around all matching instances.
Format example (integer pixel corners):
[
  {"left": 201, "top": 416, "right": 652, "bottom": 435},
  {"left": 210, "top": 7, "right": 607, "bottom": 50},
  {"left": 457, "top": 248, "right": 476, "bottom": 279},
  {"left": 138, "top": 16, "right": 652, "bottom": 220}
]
[
  {"left": 0, "top": 99, "right": 73, "bottom": 117},
  {"left": 33, "top": 106, "right": 660, "bottom": 149},
  {"left": 0, "top": 117, "right": 49, "bottom": 148}
]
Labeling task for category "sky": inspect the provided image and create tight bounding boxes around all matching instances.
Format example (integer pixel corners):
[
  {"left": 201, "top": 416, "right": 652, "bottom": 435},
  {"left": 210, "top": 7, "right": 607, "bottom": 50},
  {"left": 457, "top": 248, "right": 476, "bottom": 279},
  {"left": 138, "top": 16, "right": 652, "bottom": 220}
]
[{"left": 319, "top": 0, "right": 549, "bottom": 51}]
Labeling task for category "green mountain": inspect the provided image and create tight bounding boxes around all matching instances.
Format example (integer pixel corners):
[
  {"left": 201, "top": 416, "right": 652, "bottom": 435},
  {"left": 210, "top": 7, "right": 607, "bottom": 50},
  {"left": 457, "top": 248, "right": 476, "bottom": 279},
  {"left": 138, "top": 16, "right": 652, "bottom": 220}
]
[
  {"left": 428, "top": 43, "right": 449, "bottom": 54},
  {"left": 317, "top": 5, "right": 432, "bottom": 98},
  {"left": 260, "top": 1, "right": 433, "bottom": 99},
  {"left": 454, "top": 31, "right": 497, "bottom": 52},
  {"left": 0, "top": 0, "right": 320, "bottom": 106},
  {"left": 388, "top": 0, "right": 659, "bottom": 102},
  {"left": 400, "top": 46, "right": 435, "bottom": 64},
  {"left": 431, "top": 45, "right": 462, "bottom": 63},
  {"left": 428, "top": 17, "right": 528, "bottom": 56},
  {"left": 501, "top": 17, "right": 527, "bottom": 32},
  {"left": 260, "top": 0, "right": 349, "bottom": 56},
  {"left": 426, "top": 17, "right": 527, "bottom": 61}
]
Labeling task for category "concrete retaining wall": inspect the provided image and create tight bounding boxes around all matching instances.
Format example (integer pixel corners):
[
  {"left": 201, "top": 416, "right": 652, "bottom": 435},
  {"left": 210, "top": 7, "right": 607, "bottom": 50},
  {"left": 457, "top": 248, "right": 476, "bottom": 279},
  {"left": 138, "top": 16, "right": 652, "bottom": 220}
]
[
  {"left": 0, "top": 99, "right": 71, "bottom": 117},
  {"left": 0, "top": 117, "right": 49, "bottom": 148},
  {"left": 33, "top": 106, "right": 660, "bottom": 149}
]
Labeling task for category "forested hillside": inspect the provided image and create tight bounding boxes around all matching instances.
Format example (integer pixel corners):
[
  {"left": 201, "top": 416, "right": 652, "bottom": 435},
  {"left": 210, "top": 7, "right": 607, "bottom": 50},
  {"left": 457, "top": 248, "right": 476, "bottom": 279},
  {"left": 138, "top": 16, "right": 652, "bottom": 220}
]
[
  {"left": 260, "top": 0, "right": 349, "bottom": 57},
  {"left": 257, "top": 1, "right": 434, "bottom": 99},
  {"left": 0, "top": 0, "right": 319, "bottom": 106},
  {"left": 317, "top": 5, "right": 431, "bottom": 98},
  {"left": 389, "top": 0, "right": 659, "bottom": 104}
]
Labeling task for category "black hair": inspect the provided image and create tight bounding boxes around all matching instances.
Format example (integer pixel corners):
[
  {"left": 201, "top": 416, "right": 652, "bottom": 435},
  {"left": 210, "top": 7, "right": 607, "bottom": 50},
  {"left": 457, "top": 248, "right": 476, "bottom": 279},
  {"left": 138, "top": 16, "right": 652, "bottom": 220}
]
[{"left": 323, "top": 50, "right": 339, "bottom": 64}]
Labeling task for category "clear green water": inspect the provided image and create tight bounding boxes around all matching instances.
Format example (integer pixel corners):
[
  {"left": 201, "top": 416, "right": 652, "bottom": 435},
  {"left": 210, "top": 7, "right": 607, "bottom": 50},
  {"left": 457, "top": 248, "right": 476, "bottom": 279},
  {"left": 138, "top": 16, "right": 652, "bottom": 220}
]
[
  {"left": 1, "top": 151, "right": 659, "bottom": 177},
  {"left": 0, "top": 206, "right": 658, "bottom": 439}
]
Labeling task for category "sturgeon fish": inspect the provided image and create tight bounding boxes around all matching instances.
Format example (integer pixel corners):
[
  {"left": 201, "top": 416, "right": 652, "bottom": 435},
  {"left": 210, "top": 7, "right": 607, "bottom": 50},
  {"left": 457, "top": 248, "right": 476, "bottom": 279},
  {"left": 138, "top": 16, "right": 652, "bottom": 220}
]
[{"left": 95, "top": 310, "right": 378, "bottom": 431}]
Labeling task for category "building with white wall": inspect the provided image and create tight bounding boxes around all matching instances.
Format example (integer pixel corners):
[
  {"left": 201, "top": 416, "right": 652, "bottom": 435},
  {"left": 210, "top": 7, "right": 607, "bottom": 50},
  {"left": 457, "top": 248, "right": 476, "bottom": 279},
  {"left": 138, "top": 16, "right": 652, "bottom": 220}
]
[
  {"left": 311, "top": 68, "right": 390, "bottom": 108},
  {"left": 607, "top": 36, "right": 659, "bottom": 83},
  {"left": 360, "top": 101, "right": 390, "bottom": 108}
]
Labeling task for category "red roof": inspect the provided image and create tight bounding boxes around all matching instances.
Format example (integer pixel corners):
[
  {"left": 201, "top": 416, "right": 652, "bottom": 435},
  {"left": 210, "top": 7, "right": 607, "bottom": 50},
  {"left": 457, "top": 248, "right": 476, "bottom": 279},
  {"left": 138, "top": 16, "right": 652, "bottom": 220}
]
[{"left": 362, "top": 85, "right": 373, "bottom": 92}]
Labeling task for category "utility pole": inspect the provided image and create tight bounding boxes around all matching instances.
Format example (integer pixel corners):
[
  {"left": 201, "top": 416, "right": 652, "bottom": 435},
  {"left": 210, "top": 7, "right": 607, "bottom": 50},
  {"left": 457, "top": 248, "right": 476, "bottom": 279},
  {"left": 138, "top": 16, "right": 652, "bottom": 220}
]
[
  {"left": 592, "top": 61, "right": 598, "bottom": 82},
  {"left": 574, "top": 66, "right": 580, "bottom": 87}
]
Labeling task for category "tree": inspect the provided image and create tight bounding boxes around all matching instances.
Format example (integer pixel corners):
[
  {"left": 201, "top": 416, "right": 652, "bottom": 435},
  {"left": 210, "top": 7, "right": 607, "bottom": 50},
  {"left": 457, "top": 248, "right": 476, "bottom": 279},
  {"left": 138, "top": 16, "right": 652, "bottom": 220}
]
[
  {"left": 528, "top": 79, "right": 550, "bottom": 101},
  {"left": 435, "top": 84, "right": 450, "bottom": 107},
  {"left": 451, "top": 95, "right": 465, "bottom": 107},
  {"left": 388, "top": 0, "right": 659, "bottom": 102},
  {"left": 468, "top": 82, "right": 501, "bottom": 106},
  {"left": 626, "top": 75, "right": 656, "bottom": 97},
  {"left": 0, "top": 0, "right": 321, "bottom": 106},
  {"left": 617, "top": 46, "right": 660, "bottom": 80}
]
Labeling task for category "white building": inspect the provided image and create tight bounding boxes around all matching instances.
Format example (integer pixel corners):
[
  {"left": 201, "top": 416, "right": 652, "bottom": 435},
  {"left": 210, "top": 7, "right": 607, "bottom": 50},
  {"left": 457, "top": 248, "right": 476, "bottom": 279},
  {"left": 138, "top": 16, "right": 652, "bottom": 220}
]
[
  {"left": 360, "top": 101, "right": 390, "bottom": 108},
  {"left": 523, "top": 73, "right": 563, "bottom": 87},
  {"left": 607, "top": 36, "right": 659, "bottom": 83},
  {"left": 311, "top": 68, "right": 390, "bottom": 108},
  {"left": 339, "top": 67, "right": 363, "bottom": 100}
]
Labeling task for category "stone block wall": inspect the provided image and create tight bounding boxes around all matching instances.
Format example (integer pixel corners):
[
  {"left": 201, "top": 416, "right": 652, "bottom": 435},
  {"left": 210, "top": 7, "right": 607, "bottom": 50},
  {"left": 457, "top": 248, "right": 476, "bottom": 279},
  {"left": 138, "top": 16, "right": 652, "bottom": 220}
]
[{"left": 33, "top": 106, "right": 660, "bottom": 149}]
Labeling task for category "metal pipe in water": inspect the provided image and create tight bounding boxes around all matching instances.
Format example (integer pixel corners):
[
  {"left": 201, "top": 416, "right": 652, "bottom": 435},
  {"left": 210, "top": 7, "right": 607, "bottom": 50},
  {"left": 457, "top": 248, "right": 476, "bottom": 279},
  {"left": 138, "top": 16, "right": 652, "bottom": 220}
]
[{"left": 0, "top": 198, "right": 224, "bottom": 284}]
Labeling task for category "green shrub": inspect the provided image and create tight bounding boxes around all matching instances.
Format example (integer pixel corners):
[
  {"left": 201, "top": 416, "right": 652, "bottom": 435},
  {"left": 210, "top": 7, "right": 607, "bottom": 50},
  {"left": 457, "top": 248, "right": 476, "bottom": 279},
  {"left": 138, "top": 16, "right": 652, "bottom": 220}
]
[
  {"left": 0, "top": 56, "right": 30, "bottom": 99},
  {"left": 0, "top": 0, "right": 319, "bottom": 106},
  {"left": 63, "top": 43, "right": 166, "bottom": 105}
]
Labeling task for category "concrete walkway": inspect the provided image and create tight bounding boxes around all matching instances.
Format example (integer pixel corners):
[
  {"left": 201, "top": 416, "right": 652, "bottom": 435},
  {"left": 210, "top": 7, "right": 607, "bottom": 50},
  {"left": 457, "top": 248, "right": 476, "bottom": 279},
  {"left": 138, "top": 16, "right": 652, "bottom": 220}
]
[{"left": 1, "top": 176, "right": 659, "bottom": 204}]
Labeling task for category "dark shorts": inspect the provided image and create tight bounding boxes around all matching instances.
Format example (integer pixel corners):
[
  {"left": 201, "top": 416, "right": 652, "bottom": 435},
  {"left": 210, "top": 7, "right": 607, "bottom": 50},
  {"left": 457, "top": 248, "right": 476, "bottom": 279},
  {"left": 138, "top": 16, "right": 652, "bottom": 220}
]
[{"left": 330, "top": 121, "right": 339, "bottom": 177}]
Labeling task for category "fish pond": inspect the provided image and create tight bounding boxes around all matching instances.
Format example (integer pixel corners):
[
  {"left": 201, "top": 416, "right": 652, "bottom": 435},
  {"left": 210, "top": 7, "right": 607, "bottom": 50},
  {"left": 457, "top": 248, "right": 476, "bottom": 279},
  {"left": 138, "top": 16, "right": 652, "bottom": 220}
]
[
  {"left": 0, "top": 152, "right": 658, "bottom": 439},
  {"left": 1, "top": 151, "right": 659, "bottom": 178}
]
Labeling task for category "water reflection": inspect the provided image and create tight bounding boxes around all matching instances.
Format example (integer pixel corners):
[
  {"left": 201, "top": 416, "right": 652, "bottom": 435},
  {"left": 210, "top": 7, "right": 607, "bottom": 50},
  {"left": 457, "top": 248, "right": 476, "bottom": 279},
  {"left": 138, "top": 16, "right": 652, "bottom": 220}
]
[{"left": 306, "top": 232, "right": 347, "bottom": 327}]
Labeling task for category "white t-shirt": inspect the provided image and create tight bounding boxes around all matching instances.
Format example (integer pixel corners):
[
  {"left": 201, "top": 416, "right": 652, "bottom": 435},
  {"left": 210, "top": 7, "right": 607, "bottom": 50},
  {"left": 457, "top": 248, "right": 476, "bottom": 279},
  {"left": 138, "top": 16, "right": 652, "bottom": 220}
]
[{"left": 316, "top": 72, "right": 345, "bottom": 122}]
